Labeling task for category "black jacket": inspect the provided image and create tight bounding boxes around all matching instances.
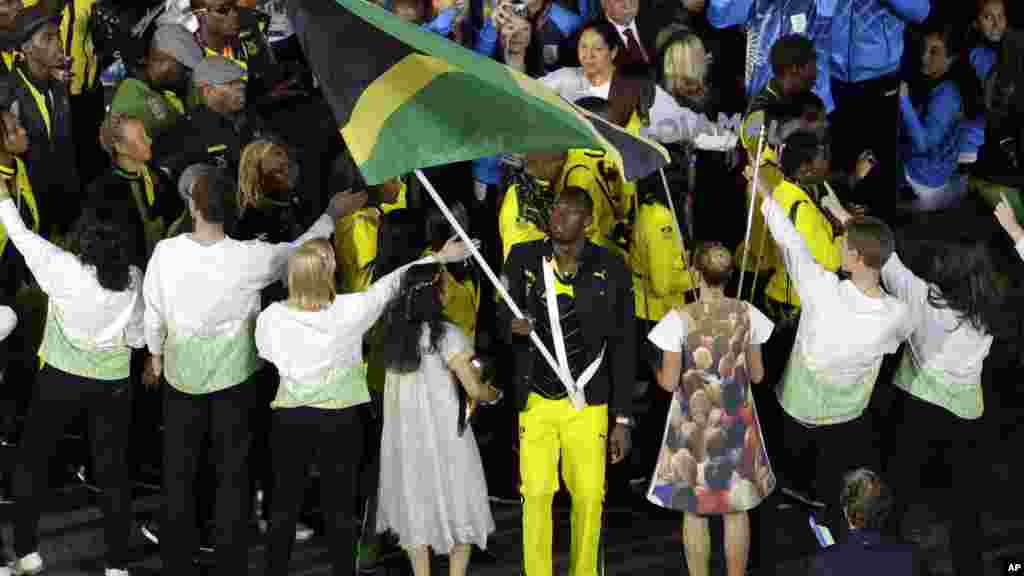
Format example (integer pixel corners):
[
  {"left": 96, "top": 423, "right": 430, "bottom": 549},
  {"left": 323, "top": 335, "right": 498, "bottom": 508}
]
[
  {"left": 84, "top": 167, "right": 182, "bottom": 268},
  {"left": 10, "top": 64, "right": 79, "bottom": 235},
  {"left": 500, "top": 239, "right": 635, "bottom": 418},
  {"left": 152, "top": 104, "right": 267, "bottom": 187}
]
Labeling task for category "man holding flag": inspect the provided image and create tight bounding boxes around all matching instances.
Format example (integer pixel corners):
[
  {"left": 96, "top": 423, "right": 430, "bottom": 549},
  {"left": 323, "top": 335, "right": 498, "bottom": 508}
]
[{"left": 501, "top": 185, "right": 635, "bottom": 576}]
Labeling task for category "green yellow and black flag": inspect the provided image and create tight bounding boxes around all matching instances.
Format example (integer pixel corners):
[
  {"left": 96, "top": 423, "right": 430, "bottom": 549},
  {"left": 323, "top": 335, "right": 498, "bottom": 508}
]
[{"left": 288, "top": 0, "right": 669, "bottom": 186}]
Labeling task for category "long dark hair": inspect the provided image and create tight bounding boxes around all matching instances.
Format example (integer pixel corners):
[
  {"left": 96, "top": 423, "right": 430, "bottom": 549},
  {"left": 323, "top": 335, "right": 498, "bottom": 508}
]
[
  {"left": 371, "top": 208, "right": 426, "bottom": 282},
  {"left": 379, "top": 264, "right": 447, "bottom": 374},
  {"left": 898, "top": 230, "right": 1016, "bottom": 340},
  {"left": 913, "top": 20, "right": 984, "bottom": 121},
  {"left": 73, "top": 210, "right": 134, "bottom": 292}
]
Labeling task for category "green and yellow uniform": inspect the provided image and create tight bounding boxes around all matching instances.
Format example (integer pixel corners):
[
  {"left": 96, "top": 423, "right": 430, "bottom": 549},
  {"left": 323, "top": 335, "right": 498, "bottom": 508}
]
[{"left": 630, "top": 201, "right": 692, "bottom": 322}]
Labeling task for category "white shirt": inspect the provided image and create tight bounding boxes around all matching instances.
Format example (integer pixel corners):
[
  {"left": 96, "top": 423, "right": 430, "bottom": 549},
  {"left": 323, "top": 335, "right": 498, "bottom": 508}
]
[
  {"left": 143, "top": 214, "right": 334, "bottom": 391},
  {"left": 0, "top": 305, "right": 15, "bottom": 342},
  {"left": 761, "top": 195, "right": 912, "bottom": 426},
  {"left": 647, "top": 303, "right": 775, "bottom": 353},
  {"left": 1017, "top": 237, "right": 1024, "bottom": 261},
  {"left": 881, "top": 253, "right": 992, "bottom": 419},
  {"left": 539, "top": 67, "right": 722, "bottom": 144},
  {"left": 0, "top": 199, "right": 144, "bottom": 352},
  {"left": 609, "top": 18, "right": 641, "bottom": 52},
  {"left": 255, "top": 256, "right": 433, "bottom": 408}
]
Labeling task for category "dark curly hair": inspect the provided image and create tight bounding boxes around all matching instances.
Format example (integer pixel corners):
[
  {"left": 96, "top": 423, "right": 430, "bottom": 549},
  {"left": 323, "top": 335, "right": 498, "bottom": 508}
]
[
  {"left": 72, "top": 211, "right": 135, "bottom": 292},
  {"left": 378, "top": 264, "right": 447, "bottom": 374}
]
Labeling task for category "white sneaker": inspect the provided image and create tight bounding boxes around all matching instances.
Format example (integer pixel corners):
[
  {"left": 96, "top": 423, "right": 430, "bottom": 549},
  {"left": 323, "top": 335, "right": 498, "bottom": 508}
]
[
  {"left": 8, "top": 552, "right": 44, "bottom": 575},
  {"left": 294, "top": 522, "right": 314, "bottom": 543},
  {"left": 105, "top": 569, "right": 131, "bottom": 576}
]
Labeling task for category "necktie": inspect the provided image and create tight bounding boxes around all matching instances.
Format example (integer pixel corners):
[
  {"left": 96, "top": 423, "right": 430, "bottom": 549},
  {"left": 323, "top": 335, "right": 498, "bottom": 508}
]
[{"left": 623, "top": 28, "right": 649, "bottom": 65}]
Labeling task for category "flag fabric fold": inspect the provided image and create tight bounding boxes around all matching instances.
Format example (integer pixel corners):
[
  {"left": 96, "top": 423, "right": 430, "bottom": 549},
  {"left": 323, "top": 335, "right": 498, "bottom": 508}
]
[{"left": 289, "top": 0, "right": 669, "bottom": 185}]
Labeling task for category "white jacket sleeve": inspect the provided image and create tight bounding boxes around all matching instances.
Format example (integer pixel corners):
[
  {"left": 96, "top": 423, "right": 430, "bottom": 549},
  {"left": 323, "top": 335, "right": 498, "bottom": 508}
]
[
  {"left": 0, "top": 305, "right": 15, "bottom": 342},
  {"left": 240, "top": 213, "right": 336, "bottom": 290},
  {"left": 760, "top": 194, "right": 836, "bottom": 307},
  {"left": 0, "top": 198, "right": 82, "bottom": 300},
  {"left": 331, "top": 255, "right": 437, "bottom": 337},
  {"left": 642, "top": 85, "right": 722, "bottom": 144},
  {"left": 143, "top": 243, "right": 168, "bottom": 355}
]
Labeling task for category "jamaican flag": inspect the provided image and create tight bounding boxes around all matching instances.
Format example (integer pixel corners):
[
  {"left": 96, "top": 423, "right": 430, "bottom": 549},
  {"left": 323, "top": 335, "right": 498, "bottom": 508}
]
[{"left": 289, "top": 0, "right": 669, "bottom": 186}]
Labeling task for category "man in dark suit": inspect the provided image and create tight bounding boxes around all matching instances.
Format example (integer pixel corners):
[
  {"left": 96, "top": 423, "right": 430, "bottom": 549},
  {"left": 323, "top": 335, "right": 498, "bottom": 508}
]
[
  {"left": 599, "top": 0, "right": 705, "bottom": 71},
  {"left": 812, "top": 468, "right": 924, "bottom": 576}
]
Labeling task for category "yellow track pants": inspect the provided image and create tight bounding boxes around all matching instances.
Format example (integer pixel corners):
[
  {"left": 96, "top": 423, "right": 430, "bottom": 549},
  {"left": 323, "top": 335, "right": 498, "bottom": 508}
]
[{"left": 519, "top": 393, "right": 607, "bottom": 576}]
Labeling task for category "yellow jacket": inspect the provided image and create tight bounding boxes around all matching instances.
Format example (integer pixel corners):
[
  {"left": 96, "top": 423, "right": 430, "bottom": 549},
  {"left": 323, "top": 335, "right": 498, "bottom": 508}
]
[
  {"left": 561, "top": 149, "right": 625, "bottom": 258},
  {"left": 24, "top": 0, "right": 97, "bottom": 95},
  {"left": 498, "top": 182, "right": 547, "bottom": 263},
  {"left": 764, "top": 179, "right": 842, "bottom": 307},
  {"left": 0, "top": 158, "right": 38, "bottom": 256},
  {"left": 631, "top": 201, "right": 692, "bottom": 321},
  {"left": 335, "top": 207, "right": 380, "bottom": 294},
  {"left": 736, "top": 162, "right": 785, "bottom": 273}
]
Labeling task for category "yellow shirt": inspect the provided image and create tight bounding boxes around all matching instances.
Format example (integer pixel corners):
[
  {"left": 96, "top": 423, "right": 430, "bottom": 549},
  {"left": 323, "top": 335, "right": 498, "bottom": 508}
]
[
  {"left": 499, "top": 182, "right": 547, "bottom": 263},
  {"left": 335, "top": 207, "right": 380, "bottom": 294},
  {"left": 631, "top": 202, "right": 692, "bottom": 321},
  {"left": 764, "top": 179, "right": 842, "bottom": 308}
]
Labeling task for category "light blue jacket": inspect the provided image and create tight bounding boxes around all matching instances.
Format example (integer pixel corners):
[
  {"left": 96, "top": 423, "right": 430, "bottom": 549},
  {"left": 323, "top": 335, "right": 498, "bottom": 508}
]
[
  {"left": 960, "top": 45, "right": 997, "bottom": 160},
  {"left": 471, "top": 2, "right": 582, "bottom": 186},
  {"left": 900, "top": 81, "right": 961, "bottom": 188},
  {"left": 708, "top": 0, "right": 836, "bottom": 112},
  {"left": 831, "top": 0, "right": 929, "bottom": 83}
]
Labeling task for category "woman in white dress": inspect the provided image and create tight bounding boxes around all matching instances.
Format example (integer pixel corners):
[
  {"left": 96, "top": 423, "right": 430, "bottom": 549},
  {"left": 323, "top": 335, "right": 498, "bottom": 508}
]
[{"left": 376, "top": 265, "right": 499, "bottom": 576}]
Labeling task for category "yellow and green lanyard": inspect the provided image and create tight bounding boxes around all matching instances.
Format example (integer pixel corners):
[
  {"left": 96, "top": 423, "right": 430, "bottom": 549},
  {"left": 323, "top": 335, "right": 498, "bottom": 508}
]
[
  {"left": 204, "top": 45, "right": 249, "bottom": 82},
  {"left": 16, "top": 68, "right": 53, "bottom": 139},
  {"left": 0, "top": 159, "right": 40, "bottom": 257}
]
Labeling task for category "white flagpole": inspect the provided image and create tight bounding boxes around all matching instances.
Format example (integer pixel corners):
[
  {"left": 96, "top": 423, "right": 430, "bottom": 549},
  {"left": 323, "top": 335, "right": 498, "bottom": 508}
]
[
  {"left": 749, "top": 224, "right": 770, "bottom": 303},
  {"left": 737, "top": 125, "right": 766, "bottom": 300},
  {"left": 414, "top": 169, "right": 568, "bottom": 393},
  {"left": 658, "top": 168, "right": 698, "bottom": 297}
]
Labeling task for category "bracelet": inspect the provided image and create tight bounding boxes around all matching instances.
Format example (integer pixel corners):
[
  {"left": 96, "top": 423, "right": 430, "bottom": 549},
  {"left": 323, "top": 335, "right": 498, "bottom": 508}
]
[{"left": 615, "top": 416, "right": 635, "bottom": 428}]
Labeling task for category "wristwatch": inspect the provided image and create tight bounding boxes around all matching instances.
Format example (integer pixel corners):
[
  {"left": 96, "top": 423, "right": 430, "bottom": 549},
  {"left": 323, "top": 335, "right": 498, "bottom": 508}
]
[{"left": 614, "top": 416, "right": 635, "bottom": 428}]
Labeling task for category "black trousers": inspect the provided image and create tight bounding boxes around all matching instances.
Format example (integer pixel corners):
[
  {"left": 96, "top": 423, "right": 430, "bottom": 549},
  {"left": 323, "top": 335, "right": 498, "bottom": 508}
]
[
  {"left": 780, "top": 408, "right": 877, "bottom": 544},
  {"left": 886, "top": 388, "right": 984, "bottom": 575},
  {"left": 13, "top": 365, "right": 133, "bottom": 568},
  {"left": 830, "top": 73, "right": 902, "bottom": 216},
  {"left": 161, "top": 381, "right": 254, "bottom": 575},
  {"left": 265, "top": 406, "right": 364, "bottom": 576}
]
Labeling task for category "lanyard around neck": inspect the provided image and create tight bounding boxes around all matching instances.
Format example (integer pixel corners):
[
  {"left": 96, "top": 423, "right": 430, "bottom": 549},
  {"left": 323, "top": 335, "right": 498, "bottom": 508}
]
[{"left": 16, "top": 68, "right": 52, "bottom": 139}]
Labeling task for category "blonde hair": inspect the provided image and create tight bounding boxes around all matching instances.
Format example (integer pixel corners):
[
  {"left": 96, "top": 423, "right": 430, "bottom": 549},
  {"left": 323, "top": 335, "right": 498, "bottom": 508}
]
[
  {"left": 238, "top": 140, "right": 285, "bottom": 214},
  {"left": 662, "top": 34, "right": 707, "bottom": 87},
  {"left": 286, "top": 239, "right": 337, "bottom": 311}
]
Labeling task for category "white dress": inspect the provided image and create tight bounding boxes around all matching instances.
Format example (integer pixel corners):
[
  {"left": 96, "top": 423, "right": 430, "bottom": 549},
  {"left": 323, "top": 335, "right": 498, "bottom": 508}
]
[{"left": 376, "top": 323, "right": 495, "bottom": 551}]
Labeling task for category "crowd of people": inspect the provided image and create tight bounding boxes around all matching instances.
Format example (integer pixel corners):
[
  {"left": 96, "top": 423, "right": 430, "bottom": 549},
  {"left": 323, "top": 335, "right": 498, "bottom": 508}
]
[{"left": 0, "top": 0, "right": 1022, "bottom": 575}]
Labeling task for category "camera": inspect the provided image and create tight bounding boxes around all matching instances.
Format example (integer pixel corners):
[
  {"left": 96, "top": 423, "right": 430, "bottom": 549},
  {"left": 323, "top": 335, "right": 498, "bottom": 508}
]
[{"left": 508, "top": 0, "right": 528, "bottom": 18}]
